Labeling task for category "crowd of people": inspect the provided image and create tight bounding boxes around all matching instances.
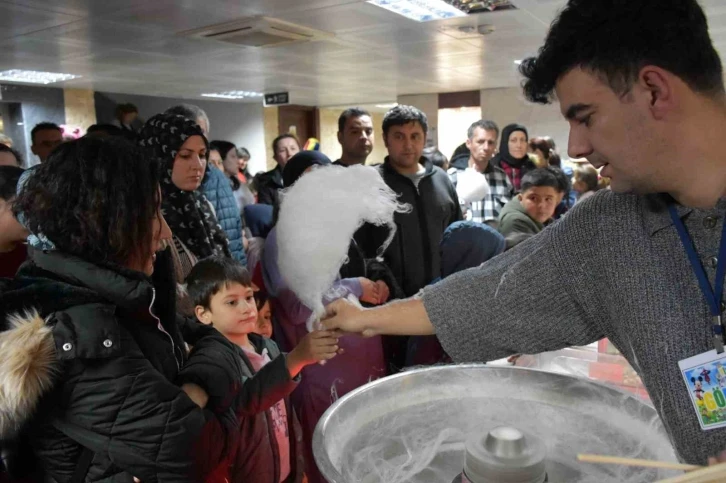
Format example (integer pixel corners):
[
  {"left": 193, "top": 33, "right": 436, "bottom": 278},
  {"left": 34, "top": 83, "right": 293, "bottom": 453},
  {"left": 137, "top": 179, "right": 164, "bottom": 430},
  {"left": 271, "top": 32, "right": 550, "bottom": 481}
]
[
  {"left": 0, "top": 97, "right": 602, "bottom": 482},
  {"left": 3, "top": 0, "right": 726, "bottom": 480}
]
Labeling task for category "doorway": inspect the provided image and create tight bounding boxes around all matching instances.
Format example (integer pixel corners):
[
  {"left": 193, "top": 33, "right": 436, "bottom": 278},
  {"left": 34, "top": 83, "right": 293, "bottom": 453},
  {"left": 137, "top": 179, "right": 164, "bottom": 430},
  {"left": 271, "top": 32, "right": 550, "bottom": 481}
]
[{"left": 278, "top": 105, "right": 319, "bottom": 146}]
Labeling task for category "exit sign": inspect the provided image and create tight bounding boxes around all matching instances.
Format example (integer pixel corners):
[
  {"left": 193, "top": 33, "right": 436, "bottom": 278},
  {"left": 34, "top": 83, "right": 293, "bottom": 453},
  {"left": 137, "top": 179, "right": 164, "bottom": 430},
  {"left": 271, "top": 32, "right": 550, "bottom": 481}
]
[{"left": 264, "top": 92, "right": 289, "bottom": 106}]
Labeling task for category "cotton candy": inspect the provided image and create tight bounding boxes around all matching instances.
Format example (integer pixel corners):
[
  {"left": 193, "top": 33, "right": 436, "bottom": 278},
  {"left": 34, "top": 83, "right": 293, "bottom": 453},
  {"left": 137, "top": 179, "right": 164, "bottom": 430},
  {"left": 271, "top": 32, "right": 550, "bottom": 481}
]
[
  {"left": 456, "top": 167, "right": 490, "bottom": 204},
  {"left": 276, "top": 165, "right": 410, "bottom": 331}
]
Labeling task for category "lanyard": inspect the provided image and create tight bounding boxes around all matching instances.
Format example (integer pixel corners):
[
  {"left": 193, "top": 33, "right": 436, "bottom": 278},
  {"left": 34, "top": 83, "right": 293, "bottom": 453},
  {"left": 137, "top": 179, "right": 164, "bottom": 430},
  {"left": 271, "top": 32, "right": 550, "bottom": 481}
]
[{"left": 669, "top": 205, "right": 726, "bottom": 353}]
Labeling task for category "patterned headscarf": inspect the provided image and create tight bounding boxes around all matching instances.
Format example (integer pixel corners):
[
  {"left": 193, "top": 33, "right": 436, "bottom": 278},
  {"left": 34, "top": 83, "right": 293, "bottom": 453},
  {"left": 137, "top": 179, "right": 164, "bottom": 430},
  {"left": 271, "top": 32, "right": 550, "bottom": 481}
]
[{"left": 139, "top": 113, "right": 230, "bottom": 260}]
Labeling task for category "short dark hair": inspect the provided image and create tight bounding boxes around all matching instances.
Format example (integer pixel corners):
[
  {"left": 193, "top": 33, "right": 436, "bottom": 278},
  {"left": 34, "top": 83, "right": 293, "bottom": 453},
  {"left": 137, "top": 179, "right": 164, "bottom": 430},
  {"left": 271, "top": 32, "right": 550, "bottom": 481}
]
[
  {"left": 382, "top": 105, "right": 428, "bottom": 137},
  {"left": 520, "top": 168, "right": 561, "bottom": 193},
  {"left": 86, "top": 124, "right": 124, "bottom": 137},
  {"left": 574, "top": 165, "right": 600, "bottom": 192},
  {"left": 519, "top": 0, "right": 725, "bottom": 104},
  {"left": 545, "top": 165, "right": 570, "bottom": 194},
  {"left": 0, "top": 144, "right": 23, "bottom": 167},
  {"left": 254, "top": 290, "right": 269, "bottom": 311},
  {"left": 467, "top": 120, "right": 499, "bottom": 140},
  {"left": 115, "top": 103, "right": 138, "bottom": 117},
  {"left": 423, "top": 147, "right": 448, "bottom": 169},
  {"left": 185, "top": 255, "right": 252, "bottom": 309},
  {"left": 14, "top": 137, "right": 161, "bottom": 268},
  {"left": 0, "top": 165, "right": 24, "bottom": 200},
  {"left": 338, "top": 107, "right": 371, "bottom": 133},
  {"left": 209, "top": 140, "right": 237, "bottom": 161},
  {"left": 31, "top": 122, "right": 61, "bottom": 144},
  {"left": 528, "top": 136, "right": 562, "bottom": 167},
  {"left": 272, "top": 133, "right": 299, "bottom": 154}
]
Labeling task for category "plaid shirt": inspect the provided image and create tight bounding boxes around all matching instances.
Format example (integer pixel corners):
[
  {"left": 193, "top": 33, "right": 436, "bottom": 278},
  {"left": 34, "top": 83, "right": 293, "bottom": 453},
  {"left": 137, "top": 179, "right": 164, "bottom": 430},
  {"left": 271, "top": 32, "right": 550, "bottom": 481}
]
[{"left": 448, "top": 164, "right": 514, "bottom": 223}]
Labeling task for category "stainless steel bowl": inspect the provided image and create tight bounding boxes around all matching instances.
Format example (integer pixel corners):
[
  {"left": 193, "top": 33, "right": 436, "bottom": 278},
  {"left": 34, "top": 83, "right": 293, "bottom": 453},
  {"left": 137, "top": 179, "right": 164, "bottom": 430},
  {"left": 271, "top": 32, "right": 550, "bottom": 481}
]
[{"left": 313, "top": 364, "right": 679, "bottom": 483}]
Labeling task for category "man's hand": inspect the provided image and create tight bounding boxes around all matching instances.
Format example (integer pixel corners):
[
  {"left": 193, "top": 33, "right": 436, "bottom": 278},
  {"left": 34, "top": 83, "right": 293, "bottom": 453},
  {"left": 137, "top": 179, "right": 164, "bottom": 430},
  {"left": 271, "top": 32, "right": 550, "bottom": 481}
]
[{"left": 323, "top": 298, "right": 375, "bottom": 336}]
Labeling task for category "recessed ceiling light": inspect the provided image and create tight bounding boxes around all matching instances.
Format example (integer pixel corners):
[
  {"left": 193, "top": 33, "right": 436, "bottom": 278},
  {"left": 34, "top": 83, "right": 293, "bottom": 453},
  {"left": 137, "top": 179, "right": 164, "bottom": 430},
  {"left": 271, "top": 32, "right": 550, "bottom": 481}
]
[
  {"left": 201, "top": 91, "right": 264, "bottom": 99},
  {"left": 514, "top": 60, "right": 523, "bottom": 65},
  {"left": 0, "top": 69, "right": 80, "bottom": 84},
  {"left": 375, "top": 103, "right": 399, "bottom": 109},
  {"left": 367, "top": 0, "right": 466, "bottom": 22}
]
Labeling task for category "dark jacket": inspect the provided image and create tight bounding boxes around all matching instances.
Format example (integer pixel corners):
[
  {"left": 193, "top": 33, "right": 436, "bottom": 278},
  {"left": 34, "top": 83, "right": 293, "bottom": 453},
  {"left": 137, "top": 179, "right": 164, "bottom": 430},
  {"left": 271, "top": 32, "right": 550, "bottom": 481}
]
[
  {"left": 202, "top": 166, "right": 247, "bottom": 265},
  {"left": 355, "top": 157, "right": 463, "bottom": 298},
  {"left": 228, "top": 334, "right": 299, "bottom": 483},
  {"left": 0, "top": 250, "right": 243, "bottom": 483},
  {"left": 255, "top": 166, "right": 284, "bottom": 207},
  {"left": 449, "top": 152, "right": 470, "bottom": 171},
  {"left": 497, "top": 196, "right": 544, "bottom": 238}
]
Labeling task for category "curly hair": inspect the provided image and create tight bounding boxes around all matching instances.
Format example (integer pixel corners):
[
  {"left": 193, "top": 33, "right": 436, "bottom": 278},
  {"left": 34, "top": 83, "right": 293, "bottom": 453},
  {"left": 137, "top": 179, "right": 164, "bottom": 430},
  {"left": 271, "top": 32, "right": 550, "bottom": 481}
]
[
  {"left": 519, "top": 0, "right": 724, "bottom": 104},
  {"left": 14, "top": 137, "right": 161, "bottom": 268}
]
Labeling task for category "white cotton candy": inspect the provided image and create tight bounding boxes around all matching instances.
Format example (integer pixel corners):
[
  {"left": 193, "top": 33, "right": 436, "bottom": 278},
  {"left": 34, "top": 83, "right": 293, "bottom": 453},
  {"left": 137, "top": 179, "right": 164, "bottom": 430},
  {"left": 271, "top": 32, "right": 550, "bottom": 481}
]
[
  {"left": 456, "top": 167, "right": 490, "bottom": 204},
  {"left": 276, "top": 165, "right": 410, "bottom": 331}
]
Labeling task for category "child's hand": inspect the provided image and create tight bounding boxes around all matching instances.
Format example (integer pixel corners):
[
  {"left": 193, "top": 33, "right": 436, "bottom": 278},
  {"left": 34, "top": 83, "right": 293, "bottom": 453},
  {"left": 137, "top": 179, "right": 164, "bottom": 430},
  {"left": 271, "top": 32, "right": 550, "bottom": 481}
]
[
  {"left": 286, "top": 330, "right": 340, "bottom": 378},
  {"left": 359, "top": 278, "right": 390, "bottom": 305}
]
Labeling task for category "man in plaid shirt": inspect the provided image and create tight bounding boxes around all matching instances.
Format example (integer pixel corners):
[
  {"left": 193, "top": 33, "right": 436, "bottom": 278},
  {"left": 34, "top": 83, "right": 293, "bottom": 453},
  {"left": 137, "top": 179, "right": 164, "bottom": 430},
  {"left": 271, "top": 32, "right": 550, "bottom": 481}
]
[{"left": 448, "top": 120, "right": 514, "bottom": 226}]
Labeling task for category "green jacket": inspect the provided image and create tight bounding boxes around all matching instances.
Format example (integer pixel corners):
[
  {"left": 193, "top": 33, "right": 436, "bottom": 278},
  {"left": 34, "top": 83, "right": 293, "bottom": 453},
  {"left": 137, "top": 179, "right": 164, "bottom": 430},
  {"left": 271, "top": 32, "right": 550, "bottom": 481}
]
[{"left": 497, "top": 196, "right": 544, "bottom": 237}]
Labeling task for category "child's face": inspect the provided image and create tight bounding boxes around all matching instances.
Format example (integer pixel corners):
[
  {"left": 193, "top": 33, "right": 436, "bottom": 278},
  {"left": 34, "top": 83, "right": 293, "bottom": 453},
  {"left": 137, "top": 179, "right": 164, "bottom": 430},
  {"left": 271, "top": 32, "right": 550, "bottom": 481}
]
[
  {"left": 255, "top": 301, "right": 273, "bottom": 339},
  {"left": 195, "top": 282, "right": 258, "bottom": 338},
  {"left": 519, "top": 186, "right": 559, "bottom": 224}
]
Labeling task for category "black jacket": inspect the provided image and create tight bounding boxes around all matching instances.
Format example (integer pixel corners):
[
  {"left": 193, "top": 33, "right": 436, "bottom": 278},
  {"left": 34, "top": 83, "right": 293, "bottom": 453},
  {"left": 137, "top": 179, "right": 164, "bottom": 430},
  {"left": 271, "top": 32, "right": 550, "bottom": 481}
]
[
  {"left": 355, "top": 157, "right": 463, "bottom": 298},
  {"left": 227, "top": 334, "right": 299, "bottom": 483},
  {"left": 0, "top": 250, "right": 243, "bottom": 482},
  {"left": 255, "top": 166, "right": 284, "bottom": 207}
]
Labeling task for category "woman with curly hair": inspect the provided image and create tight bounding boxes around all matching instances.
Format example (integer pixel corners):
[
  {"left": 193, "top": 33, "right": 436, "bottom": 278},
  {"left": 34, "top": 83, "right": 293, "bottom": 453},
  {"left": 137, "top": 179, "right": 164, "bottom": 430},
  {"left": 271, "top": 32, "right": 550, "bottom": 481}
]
[{"left": 0, "top": 136, "right": 247, "bottom": 482}]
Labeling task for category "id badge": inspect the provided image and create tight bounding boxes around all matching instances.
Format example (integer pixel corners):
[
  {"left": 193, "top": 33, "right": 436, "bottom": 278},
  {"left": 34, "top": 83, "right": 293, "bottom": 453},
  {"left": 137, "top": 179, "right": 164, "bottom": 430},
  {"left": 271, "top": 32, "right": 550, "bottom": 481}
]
[{"left": 679, "top": 350, "right": 726, "bottom": 430}]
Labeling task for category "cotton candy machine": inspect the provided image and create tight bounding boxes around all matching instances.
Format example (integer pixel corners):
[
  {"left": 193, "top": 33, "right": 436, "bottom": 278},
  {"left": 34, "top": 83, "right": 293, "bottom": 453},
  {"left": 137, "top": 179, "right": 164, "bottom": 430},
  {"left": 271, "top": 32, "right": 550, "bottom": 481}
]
[{"left": 313, "top": 364, "right": 680, "bottom": 483}]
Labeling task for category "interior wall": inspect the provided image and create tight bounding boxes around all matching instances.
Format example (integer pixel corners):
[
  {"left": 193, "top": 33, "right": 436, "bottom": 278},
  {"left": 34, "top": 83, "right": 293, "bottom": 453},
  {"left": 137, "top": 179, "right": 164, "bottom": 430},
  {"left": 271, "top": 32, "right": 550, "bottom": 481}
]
[
  {"left": 317, "top": 108, "right": 387, "bottom": 165},
  {"left": 0, "top": 83, "right": 66, "bottom": 166},
  {"left": 64, "top": 88, "right": 96, "bottom": 131},
  {"left": 480, "top": 87, "right": 570, "bottom": 159},
  {"left": 95, "top": 92, "right": 267, "bottom": 175},
  {"left": 263, "top": 106, "right": 279, "bottom": 171}
]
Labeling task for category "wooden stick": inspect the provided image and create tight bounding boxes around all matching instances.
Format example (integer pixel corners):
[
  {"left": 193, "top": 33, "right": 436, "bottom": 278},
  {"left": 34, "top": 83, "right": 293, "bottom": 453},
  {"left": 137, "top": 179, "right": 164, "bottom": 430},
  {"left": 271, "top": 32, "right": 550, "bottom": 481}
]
[
  {"left": 577, "top": 454, "right": 702, "bottom": 472},
  {"left": 655, "top": 462, "right": 726, "bottom": 483}
]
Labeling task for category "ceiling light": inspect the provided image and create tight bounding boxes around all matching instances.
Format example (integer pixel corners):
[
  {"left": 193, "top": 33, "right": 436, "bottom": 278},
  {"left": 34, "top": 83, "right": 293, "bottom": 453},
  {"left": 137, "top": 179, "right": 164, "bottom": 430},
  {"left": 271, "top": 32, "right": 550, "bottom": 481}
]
[
  {"left": 367, "top": 0, "right": 466, "bottom": 22},
  {"left": 201, "top": 91, "right": 263, "bottom": 99},
  {"left": 514, "top": 60, "right": 522, "bottom": 65},
  {"left": 376, "top": 103, "right": 399, "bottom": 108},
  {"left": 0, "top": 69, "right": 80, "bottom": 84}
]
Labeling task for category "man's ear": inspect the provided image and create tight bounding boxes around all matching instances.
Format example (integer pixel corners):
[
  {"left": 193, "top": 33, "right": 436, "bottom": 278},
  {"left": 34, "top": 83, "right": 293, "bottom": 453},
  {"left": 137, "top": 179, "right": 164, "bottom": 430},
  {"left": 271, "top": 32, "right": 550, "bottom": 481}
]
[
  {"left": 638, "top": 66, "right": 674, "bottom": 121},
  {"left": 337, "top": 131, "right": 343, "bottom": 146},
  {"left": 194, "top": 305, "right": 212, "bottom": 325}
]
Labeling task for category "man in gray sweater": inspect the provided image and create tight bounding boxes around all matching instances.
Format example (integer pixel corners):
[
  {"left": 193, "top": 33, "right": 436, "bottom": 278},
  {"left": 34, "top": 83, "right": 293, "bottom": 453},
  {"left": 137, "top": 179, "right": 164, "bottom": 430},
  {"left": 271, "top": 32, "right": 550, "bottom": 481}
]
[{"left": 323, "top": 0, "right": 726, "bottom": 466}]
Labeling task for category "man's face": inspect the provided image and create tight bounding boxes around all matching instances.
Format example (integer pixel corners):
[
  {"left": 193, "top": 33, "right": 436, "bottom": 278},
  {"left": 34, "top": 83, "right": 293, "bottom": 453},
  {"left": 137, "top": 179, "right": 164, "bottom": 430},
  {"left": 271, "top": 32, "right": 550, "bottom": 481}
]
[
  {"left": 519, "top": 186, "right": 559, "bottom": 224},
  {"left": 384, "top": 121, "right": 426, "bottom": 174},
  {"left": 338, "top": 115, "right": 374, "bottom": 162},
  {"left": 274, "top": 137, "right": 300, "bottom": 169},
  {"left": 31, "top": 129, "right": 63, "bottom": 162},
  {"left": 556, "top": 67, "right": 661, "bottom": 194},
  {"left": 466, "top": 127, "right": 498, "bottom": 166}
]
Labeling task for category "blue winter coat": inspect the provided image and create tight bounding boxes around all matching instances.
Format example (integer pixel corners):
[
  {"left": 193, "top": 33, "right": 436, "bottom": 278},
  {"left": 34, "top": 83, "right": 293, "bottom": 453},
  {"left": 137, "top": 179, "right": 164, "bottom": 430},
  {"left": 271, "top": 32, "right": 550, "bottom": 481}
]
[{"left": 202, "top": 166, "right": 247, "bottom": 265}]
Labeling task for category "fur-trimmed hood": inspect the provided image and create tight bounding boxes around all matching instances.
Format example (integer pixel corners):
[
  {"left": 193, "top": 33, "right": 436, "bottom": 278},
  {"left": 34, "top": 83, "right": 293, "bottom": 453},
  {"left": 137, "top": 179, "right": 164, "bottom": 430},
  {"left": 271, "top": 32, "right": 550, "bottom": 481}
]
[{"left": 0, "top": 310, "right": 57, "bottom": 439}]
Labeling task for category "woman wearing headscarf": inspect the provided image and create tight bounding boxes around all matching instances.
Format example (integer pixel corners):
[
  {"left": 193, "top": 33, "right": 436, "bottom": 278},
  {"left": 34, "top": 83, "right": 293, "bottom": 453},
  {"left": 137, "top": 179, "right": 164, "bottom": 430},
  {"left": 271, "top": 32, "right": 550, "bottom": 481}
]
[
  {"left": 406, "top": 220, "right": 506, "bottom": 366},
  {"left": 261, "top": 151, "right": 388, "bottom": 483},
  {"left": 0, "top": 136, "right": 247, "bottom": 482},
  {"left": 139, "top": 113, "right": 231, "bottom": 281},
  {"left": 492, "top": 123, "right": 537, "bottom": 193}
]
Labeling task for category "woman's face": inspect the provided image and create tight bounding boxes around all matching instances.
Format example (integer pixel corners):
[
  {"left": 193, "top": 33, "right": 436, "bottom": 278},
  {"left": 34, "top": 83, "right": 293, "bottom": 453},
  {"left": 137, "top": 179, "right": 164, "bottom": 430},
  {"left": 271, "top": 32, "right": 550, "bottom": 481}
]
[
  {"left": 222, "top": 148, "right": 239, "bottom": 177},
  {"left": 129, "top": 193, "right": 172, "bottom": 276},
  {"left": 508, "top": 131, "right": 528, "bottom": 159},
  {"left": 171, "top": 135, "right": 207, "bottom": 191},
  {"left": 239, "top": 155, "right": 249, "bottom": 171},
  {"left": 208, "top": 149, "right": 223, "bottom": 171}
]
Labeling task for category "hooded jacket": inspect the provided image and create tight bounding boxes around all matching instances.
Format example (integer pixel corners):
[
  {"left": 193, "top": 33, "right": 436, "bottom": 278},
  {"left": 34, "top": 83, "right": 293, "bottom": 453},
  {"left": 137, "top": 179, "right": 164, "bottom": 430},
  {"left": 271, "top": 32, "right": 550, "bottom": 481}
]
[
  {"left": 255, "top": 166, "right": 284, "bottom": 208},
  {"left": 497, "top": 196, "right": 544, "bottom": 238},
  {"left": 0, "top": 250, "right": 243, "bottom": 482},
  {"left": 202, "top": 166, "right": 247, "bottom": 265}
]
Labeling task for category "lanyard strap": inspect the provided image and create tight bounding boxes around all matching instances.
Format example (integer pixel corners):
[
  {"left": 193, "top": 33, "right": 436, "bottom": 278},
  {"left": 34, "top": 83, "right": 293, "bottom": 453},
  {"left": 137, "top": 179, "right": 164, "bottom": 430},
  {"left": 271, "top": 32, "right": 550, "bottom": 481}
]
[{"left": 669, "top": 205, "right": 726, "bottom": 352}]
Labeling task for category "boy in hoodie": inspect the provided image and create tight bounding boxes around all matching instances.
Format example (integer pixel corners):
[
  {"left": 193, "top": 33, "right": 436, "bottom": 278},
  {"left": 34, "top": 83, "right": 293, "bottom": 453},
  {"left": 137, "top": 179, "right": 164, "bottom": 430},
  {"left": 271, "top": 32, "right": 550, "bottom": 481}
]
[
  {"left": 497, "top": 168, "right": 561, "bottom": 238},
  {"left": 185, "top": 256, "right": 340, "bottom": 483}
]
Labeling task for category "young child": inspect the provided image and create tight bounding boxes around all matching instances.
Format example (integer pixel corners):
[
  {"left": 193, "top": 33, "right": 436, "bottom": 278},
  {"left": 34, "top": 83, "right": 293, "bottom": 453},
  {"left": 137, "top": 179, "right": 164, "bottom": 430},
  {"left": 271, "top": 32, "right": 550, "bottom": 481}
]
[
  {"left": 497, "top": 168, "right": 561, "bottom": 238},
  {"left": 185, "top": 256, "right": 340, "bottom": 483},
  {"left": 254, "top": 291, "right": 274, "bottom": 339}
]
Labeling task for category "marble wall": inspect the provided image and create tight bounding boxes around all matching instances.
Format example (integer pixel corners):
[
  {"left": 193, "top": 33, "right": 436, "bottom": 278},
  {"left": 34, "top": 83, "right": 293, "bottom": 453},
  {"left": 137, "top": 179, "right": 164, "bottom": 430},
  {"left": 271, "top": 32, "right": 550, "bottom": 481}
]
[
  {"left": 263, "top": 106, "right": 279, "bottom": 171},
  {"left": 63, "top": 88, "right": 96, "bottom": 131}
]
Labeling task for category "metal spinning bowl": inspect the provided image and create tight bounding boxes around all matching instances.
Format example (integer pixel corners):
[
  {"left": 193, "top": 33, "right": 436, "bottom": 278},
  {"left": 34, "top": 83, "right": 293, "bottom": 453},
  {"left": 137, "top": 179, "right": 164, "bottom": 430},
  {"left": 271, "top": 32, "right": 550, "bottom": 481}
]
[{"left": 313, "top": 364, "right": 680, "bottom": 483}]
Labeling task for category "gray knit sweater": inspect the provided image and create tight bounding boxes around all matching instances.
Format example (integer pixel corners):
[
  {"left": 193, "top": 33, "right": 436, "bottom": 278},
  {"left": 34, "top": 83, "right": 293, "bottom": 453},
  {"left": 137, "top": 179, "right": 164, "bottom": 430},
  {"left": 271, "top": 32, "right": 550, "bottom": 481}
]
[{"left": 423, "top": 190, "right": 726, "bottom": 464}]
